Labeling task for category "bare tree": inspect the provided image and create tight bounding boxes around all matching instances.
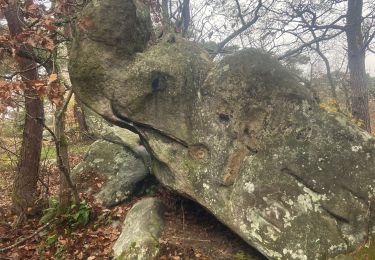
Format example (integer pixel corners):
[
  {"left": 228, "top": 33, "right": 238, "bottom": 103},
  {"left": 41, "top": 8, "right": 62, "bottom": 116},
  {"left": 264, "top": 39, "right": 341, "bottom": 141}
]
[{"left": 266, "top": 0, "right": 375, "bottom": 131}]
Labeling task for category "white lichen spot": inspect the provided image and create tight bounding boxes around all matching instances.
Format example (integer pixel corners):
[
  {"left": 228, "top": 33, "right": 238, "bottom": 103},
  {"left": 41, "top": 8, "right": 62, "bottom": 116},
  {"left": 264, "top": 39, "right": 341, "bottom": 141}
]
[
  {"left": 93, "top": 158, "right": 104, "bottom": 164},
  {"left": 244, "top": 211, "right": 266, "bottom": 242},
  {"left": 282, "top": 249, "right": 307, "bottom": 260},
  {"left": 318, "top": 158, "right": 324, "bottom": 162},
  {"left": 285, "top": 199, "right": 294, "bottom": 206},
  {"left": 265, "top": 226, "right": 279, "bottom": 241},
  {"left": 328, "top": 243, "right": 347, "bottom": 253},
  {"left": 282, "top": 208, "right": 296, "bottom": 228},
  {"left": 203, "top": 183, "right": 210, "bottom": 190},
  {"left": 351, "top": 145, "right": 362, "bottom": 152},
  {"left": 296, "top": 187, "right": 326, "bottom": 212},
  {"left": 318, "top": 166, "right": 322, "bottom": 171},
  {"left": 222, "top": 64, "right": 230, "bottom": 72},
  {"left": 244, "top": 182, "right": 255, "bottom": 193},
  {"left": 368, "top": 185, "right": 375, "bottom": 198}
]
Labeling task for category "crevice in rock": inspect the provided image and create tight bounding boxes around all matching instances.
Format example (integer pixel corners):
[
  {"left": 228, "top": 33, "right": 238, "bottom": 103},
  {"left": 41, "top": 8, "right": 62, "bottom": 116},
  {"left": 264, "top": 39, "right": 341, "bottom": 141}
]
[
  {"left": 320, "top": 206, "right": 350, "bottom": 224},
  {"left": 281, "top": 167, "right": 322, "bottom": 195},
  {"left": 110, "top": 100, "right": 189, "bottom": 147}
]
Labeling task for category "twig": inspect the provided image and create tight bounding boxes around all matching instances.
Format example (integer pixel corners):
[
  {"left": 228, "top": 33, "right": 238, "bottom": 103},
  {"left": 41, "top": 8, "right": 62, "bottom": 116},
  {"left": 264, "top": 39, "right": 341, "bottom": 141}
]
[
  {"left": 181, "top": 201, "right": 185, "bottom": 231},
  {"left": 0, "top": 143, "right": 18, "bottom": 157},
  {"left": 171, "top": 236, "right": 211, "bottom": 242},
  {"left": 0, "top": 221, "right": 52, "bottom": 252}
]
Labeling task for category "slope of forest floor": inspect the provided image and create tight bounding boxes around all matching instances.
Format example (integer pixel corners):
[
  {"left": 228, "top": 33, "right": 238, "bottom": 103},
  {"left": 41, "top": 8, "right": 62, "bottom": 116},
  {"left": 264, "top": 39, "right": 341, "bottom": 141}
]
[{"left": 0, "top": 140, "right": 266, "bottom": 260}]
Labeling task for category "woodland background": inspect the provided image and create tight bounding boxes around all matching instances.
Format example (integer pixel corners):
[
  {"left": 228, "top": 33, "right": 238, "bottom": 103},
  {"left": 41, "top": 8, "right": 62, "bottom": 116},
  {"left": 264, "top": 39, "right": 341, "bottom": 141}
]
[{"left": 1, "top": 0, "right": 375, "bottom": 259}]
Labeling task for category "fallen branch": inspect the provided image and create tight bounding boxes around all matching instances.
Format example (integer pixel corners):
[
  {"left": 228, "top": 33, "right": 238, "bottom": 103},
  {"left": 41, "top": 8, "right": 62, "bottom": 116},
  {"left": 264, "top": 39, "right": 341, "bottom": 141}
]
[
  {"left": 0, "top": 221, "right": 52, "bottom": 253},
  {"left": 171, "top": 236, "right": 211, "bottom": 242}
]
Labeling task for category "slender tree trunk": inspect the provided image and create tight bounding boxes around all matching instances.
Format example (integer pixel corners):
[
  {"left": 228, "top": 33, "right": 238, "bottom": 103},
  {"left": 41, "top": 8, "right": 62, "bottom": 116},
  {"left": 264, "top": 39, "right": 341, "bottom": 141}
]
[
  {"left": 73, "top": 100, "right": 90, "bottom": 140},
  {"left": 5, "top": 0, "right": 44, "bottom": 215},
  {"left": 314, "top": 47, "right": 339, "bottom": 110},
  {"left": 346, "top": 0, "right": 371, "bottom": 132},
  {"left": 55, "top": 6, "right": 80, "bottom": 211},
  {"left": 55, "top": 101, "right": 74, "bottom": 213}
]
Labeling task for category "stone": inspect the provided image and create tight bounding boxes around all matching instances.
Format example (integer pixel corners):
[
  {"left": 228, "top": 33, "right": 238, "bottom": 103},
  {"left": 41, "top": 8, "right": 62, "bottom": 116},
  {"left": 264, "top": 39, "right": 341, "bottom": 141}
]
[
  {"left": 112, "top": 197, "right": 165, "bottom": 259},
  {"left": 72, "top": 140, "right": 149, "bottom": 207},
  {"left": 69, "top": 0, "right": 375, "bottom": 258},
  {"left": 83, "top": 106, "right": 151, "bottom": 167}
]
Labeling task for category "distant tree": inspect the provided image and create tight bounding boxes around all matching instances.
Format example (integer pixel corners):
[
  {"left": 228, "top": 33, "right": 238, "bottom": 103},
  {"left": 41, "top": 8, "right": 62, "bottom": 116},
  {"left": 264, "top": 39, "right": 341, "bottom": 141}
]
[{"left": 269, "top": 0, "right": 375, "bottom": 131}]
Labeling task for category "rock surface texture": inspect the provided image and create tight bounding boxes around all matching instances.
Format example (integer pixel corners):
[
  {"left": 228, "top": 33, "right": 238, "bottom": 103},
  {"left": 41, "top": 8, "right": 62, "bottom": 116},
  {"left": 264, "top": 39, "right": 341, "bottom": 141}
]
[
  {"left": 112, "top": 197, "right": 165, "bottom": 259},
  {"left": 72, "top": 139, "right": 149, "bottom": 207},
  {"left": 69, "top": 0, "right": 375, "bottom": 258}
]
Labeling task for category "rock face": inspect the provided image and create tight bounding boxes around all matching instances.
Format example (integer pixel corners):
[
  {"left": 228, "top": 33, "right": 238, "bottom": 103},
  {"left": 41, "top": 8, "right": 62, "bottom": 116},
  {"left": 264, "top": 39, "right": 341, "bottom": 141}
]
[
  {"left": 112, "top": 197, "right": 165, "bottom": 259},
  {"left": 69, "top": 0, "right": 375, "bottom": 258},
  {"left": 72, "top": 139, "right": 149, "bottom": 207},
  {"left": 83, "top": 107, "right": 151, "bottom": 167}
]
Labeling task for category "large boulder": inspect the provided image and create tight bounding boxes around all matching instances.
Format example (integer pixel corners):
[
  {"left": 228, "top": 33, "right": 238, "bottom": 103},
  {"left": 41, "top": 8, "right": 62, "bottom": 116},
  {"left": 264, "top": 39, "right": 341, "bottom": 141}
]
[{"left": 69, "top": 0, "right": 375, "bottom": 258}]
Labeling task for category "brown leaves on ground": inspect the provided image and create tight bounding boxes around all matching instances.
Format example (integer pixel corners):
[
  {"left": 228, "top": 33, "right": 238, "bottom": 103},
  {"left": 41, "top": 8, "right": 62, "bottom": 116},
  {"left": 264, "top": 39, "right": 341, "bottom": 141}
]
[
  {"left": 0, "top": 140, "right": 265, "bottom": 260},
  {"left": 0, "top": 166, "right": 129, "bottom": 260}
]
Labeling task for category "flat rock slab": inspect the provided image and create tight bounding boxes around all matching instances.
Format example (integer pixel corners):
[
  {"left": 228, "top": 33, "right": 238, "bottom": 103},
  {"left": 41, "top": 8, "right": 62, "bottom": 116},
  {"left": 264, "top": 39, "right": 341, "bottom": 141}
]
[{"left": 112, "top": 197, "right": 165, "bottom": 259}]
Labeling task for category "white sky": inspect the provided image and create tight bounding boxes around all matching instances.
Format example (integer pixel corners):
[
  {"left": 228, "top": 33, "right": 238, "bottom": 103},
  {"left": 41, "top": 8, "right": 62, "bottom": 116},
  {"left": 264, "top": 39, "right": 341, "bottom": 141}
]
[{"left": 366, "top": 53, "right": 375, "bottom": 76}]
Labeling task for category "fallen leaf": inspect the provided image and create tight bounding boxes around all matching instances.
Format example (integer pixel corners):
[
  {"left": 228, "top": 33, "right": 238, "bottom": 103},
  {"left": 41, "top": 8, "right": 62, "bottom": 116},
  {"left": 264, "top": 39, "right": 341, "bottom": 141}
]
[{"left": 48, "top": 73, "right": 58, "bottom": 83}]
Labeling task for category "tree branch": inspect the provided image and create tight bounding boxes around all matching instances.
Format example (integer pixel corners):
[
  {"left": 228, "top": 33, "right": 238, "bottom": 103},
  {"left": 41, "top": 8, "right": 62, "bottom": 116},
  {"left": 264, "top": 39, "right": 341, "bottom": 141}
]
[
  {"left": 278, "top": 30, "right": 344, "bottom": 60},
  {"left": 216, "top": 0, "right": 263, "bottom": 54},
  {"left": 0, "top": 221, "right": 52, "bottom": 252}
]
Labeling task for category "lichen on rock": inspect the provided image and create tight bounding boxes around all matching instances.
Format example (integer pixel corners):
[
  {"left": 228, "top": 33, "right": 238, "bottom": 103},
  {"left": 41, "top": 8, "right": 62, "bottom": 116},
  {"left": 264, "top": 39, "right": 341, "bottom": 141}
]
[{"left": 69, "top": 0, "right": 375, "bottom": 258}]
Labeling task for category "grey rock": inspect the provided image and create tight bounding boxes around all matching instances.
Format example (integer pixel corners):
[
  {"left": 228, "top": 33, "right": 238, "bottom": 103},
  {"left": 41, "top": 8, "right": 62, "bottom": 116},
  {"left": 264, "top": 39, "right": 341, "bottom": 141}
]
[
  {"left": 69, "top": 0, "right": 375, "bottom": 258},
  {"left": 84, "top": 106, "right": 151, "bottom": 167},
  {"left": 72, "top": 140, "right": 149, "bottom": 207},
  {"left": 112, "top": 197, "right": 165, "bottom": 259}
]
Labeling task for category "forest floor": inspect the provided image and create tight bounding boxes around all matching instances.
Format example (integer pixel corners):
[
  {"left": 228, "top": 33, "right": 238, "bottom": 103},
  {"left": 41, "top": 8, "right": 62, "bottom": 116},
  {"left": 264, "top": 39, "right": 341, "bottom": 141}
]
[{"left": 0, "top": 140, "right": 266, "bottom": 260}]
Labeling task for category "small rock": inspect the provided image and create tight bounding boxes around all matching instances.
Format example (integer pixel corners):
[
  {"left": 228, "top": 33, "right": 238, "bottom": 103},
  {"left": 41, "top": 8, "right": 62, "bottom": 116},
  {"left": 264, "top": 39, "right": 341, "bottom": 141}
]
[
  {"left": 72, "top": 140, "right": 149, "bottom": 207},
  {"left": 112, "top": 197, "right": 165, "bottom": 259}
]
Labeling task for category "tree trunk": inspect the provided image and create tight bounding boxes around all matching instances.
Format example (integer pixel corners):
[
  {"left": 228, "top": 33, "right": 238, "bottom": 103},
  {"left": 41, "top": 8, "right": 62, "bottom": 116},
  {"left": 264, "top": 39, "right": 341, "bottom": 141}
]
[
  {"left": 73, "top": 100, "right": 90, "bottom": 140},
  {"left": 346, "top": 0, "right": 371, "bottom": 132},
  {"left": 5, "top": 0, "right": 44, "bottom": 215},
  {"left": 55, "top": 106, "right": 73, "bottom": 213}
]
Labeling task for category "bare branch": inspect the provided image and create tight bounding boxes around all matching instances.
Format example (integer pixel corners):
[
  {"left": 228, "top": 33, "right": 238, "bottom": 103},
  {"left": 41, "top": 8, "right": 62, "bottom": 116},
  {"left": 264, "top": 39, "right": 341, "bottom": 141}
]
[
  {"left": 0, "top": 221, "right": 52, "bottom": 252},
  {"left": 278, "top": 30, "right": 344, "bottom": 60},
  {"left": 234, "top": 0, "right": 246, "bottom": 26},
  {"left": 363, "top": 29, "right": 375, "bottom": 51},
  {"left": 216, "top": 0, "right": 263, "bottom": 53}
]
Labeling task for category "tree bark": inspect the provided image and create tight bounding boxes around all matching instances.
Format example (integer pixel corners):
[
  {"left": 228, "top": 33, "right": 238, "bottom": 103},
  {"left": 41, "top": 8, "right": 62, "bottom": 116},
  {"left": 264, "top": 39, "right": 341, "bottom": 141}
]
[
  {"left": 73, "top": 100, "right": 90, "bottom": 140},
  {"left": 5, "top": 0, "right": 44, "bottom": 215},
  {"left": 346, "top": 0, "right": 371, "bottom": 132},
  {"left": 55, "top": 107, "right": 72, "bottom": 212}
]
